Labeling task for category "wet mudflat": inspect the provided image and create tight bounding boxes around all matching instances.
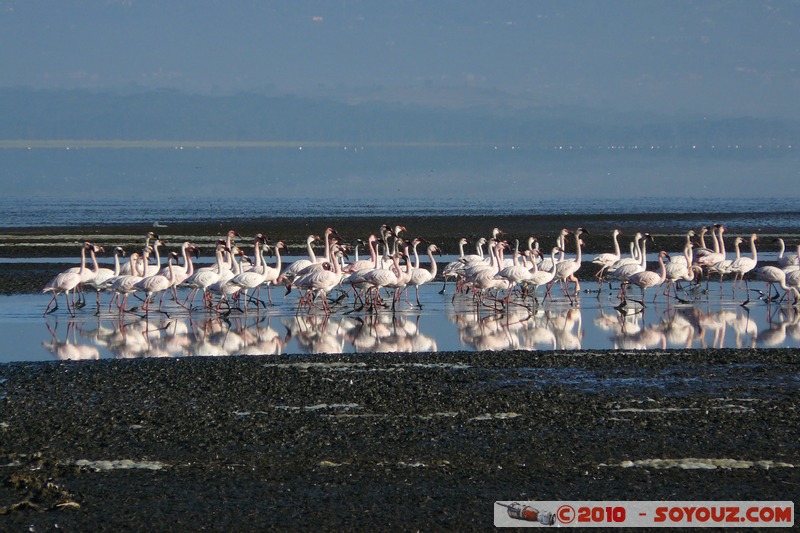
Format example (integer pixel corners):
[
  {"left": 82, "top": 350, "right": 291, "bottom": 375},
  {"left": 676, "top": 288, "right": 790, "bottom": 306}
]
[
  {"left": 1, "top": 215, "right": 799, "bottom": 530},
  {"left": 1, "top": 349, "right": 798, "bottom": 531}
]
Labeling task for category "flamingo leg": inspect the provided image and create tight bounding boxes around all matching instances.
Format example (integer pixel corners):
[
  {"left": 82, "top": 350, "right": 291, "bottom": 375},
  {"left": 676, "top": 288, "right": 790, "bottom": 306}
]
[{"left": 44, "top": 294, "right": 59, "bottom": 316}]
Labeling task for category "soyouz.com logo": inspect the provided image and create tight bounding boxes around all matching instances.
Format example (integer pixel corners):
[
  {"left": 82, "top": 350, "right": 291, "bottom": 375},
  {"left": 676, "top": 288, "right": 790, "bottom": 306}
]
[{"left": 494, "top": 501, "right": 794, "bottom": 527}]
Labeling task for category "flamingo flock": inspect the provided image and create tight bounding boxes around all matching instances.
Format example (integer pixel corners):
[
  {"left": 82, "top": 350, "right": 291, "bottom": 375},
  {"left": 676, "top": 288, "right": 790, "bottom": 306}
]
[{"left": 43, "top": 223, "right": 800, "bottom": 318}]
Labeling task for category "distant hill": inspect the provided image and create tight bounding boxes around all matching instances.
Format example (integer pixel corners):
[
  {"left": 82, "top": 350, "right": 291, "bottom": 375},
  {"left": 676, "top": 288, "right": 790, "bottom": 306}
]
[{"left": 1, "top": 88, "right": 798, "bottom": 148}]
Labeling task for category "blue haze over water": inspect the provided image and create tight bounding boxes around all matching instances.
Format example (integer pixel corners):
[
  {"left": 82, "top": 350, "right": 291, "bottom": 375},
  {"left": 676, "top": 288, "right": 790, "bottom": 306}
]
[{"left": 1, "top": 196, "right": 799, "bottom": 233}]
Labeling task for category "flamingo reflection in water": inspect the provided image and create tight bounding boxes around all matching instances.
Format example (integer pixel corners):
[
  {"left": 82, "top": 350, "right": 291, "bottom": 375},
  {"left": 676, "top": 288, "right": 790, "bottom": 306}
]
[
  {"left": 43, "top": 320, "right": 100, "bottom": 361},
  {"left": 612, "top": 308, "right": 666, "bottom": 350}
]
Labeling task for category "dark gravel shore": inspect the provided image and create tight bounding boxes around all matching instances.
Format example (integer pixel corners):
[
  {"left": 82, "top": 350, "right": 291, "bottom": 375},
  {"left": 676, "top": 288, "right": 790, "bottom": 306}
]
[{"left": 1, "top": 349, "right": 798, "bottom": 531}]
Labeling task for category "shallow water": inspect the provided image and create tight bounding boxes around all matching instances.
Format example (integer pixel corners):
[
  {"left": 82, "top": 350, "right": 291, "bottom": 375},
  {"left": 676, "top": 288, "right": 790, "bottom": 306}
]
[
  {"left": 2, "top": 196, "right": 800, "bottom": 231},
  {"left": 5, "top": 280, "right": 799, "bottom": 363}
]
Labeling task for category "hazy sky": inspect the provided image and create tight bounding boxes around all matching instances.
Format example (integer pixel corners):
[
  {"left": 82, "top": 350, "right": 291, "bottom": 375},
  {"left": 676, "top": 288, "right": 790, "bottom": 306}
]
[{"left": 2, "top": 0, "right": 799, "bottom": 118}]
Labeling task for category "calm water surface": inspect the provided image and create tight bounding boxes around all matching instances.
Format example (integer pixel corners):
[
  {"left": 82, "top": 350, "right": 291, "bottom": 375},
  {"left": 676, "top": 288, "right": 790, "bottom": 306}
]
[
  {"left": 2, "top": 197, "right": 800, "bottom": 363},
  {"left": 2, "top": 196, "right": 800, "bottom": 231},
  {"left": 3, "top": 281, "right": 798, "bottom": 363}
]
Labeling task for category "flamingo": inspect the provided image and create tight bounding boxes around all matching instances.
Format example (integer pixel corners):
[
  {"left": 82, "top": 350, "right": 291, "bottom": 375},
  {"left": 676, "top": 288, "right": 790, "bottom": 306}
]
[
  {"left": 547, "top": 228, "right": 587, "bottom": 302},
  {"left": 261, "top": 240, "right": 287, "bottom": 305},
  {"left": 784, "top": 269, "right": 800, "bottom": 304},
  {"left": 281, "top": 234, "right": 321, "bottom": 280},
  {"left": 603, "top": 232, "right": 646, "bottom": 284},
  {"left": 409, "top": 243, "right": 441, "bottom": 307},
  {"left": 43, "top": 242, "right": 94, "bottom": 316},
  {"left": 83, "top": 244, "right": 122, "bottom": 310},
  {"left": 667, "top": 230, "right": 696, "bottom": 269},
  {"left": 343, "top": 235, "right": 393, "bottom": 308},
  {"left": 729, "top": 233, "right": 758, "bottom": 295},
  {"left": 663, "top": 242, "right": 698, "bottom": 301},
  {"left": 226, "top": 235, "right": 269, "bottom": 311},
  {"left": 463, "top": 240, "right": 510, "bottom": 306},
  {"left": 360, "top": 250, "right": 405, "bottom": 308},
  {"left": 142, "top": 238, "right": 165, "bottom": 277},
  {"left": 345, "top": 235, "right": 379, "bottom": 273},
  {"left": 524, "top": 247, "right": 559, "bottom": 304},
  {"left": 750, "top": 266, "right": 800, "bottom": 305},
  {"left": 622, "top": 250, "right": 670, "bottom": 307},
  {"left": 774, "top": 237, "right": 799, "bottom": 268},
  {"left": 208, "top": 248, "right": 251, "bottom": 308},
  {"left": 182, "top": 242, "right": 230, "bottom": 309},
  {"left": 591, "top": 228, "right": 622, "bottom": 279},
  {"left": 440, "top": 237, "right": 470, "bottom": 293},
  {"left": 692, "top": 224, "right": 722, "bottom": 266},
  {"left": 707, "top": 235, "right": 739, "bottom": 287},
  {"left": 609, "top": 234, "right": 655, "bottom": 298},
  {"left": 694, "top": 225, "right": 727, "bottom": 276},
  {"left": 134, "top": 251, "right": 180, "bottom": 312},
  {"left": 107, "top": 250, "right": 146, "bottom": 311},
  {"left": 494, "top": 242, "right": 534, "bottom": 302},
  {"left": 119, "top": 231, "right": 159, "bottom": 274},
  {"left": 539, "top": 229, "right": 571, "bottom": 273},
  {"left": 444, "top": 237, "right": 490, "bottom": 292},
  {"left": 292, "top": 245, "right": 345, "bottom": 313}
]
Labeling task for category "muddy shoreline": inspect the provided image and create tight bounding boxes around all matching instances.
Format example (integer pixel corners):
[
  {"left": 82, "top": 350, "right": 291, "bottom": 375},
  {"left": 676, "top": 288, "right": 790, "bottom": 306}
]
[{"left": 1, "top": 349, "right": 798, "bottom": 530}]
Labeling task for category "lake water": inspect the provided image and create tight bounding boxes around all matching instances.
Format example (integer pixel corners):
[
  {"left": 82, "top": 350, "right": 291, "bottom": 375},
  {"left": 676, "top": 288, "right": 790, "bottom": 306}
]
[
  {"left": 2, "top": 195, "right": 800, "bottom": 362},
  {"left": 2, "top": 196, "right": 800, "bottom": 231},
  {"left": 3, "top": 274, "right": 799, "bottom": 363}
]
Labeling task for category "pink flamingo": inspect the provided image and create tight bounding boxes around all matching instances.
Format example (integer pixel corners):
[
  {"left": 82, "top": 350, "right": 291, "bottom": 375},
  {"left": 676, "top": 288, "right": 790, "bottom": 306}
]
[
  {"left": 621, "top": 250, "right": 669, "bottom": 307},
  {"left": 43, "top": 242, "right": 94, "bottom": 316}
]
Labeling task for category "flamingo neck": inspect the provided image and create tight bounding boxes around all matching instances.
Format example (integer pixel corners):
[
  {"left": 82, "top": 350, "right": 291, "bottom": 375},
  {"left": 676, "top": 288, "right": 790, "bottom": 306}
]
[
  {"left": 254, "top": 242, "right": 263, "bottom": 270},
  {"left": 323, "top": 231, "right": 332, "bottom": 262},
  {"left": 657, "top": 254, "right": 667, "bottom": 283},
  {"left": 427, "top": 247, "right": 438, "bottom": 277},
  {"left": 89, "top": 248, "right": 100, "bottom": 273},
  {"left": 79, "top": 247, "right": 87, "bottom": 274},
  {"left": 273, "top": 245, "right": 283, "bottom": 271},
  {"left": 639, "top": 238, "right": 648, "bottom": 267},
  {"left": 368, "top": 236, "right": 379, "bottom": 263},
  {"left": 307, "top": 238, "right": 317, "bottom": 262}
]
